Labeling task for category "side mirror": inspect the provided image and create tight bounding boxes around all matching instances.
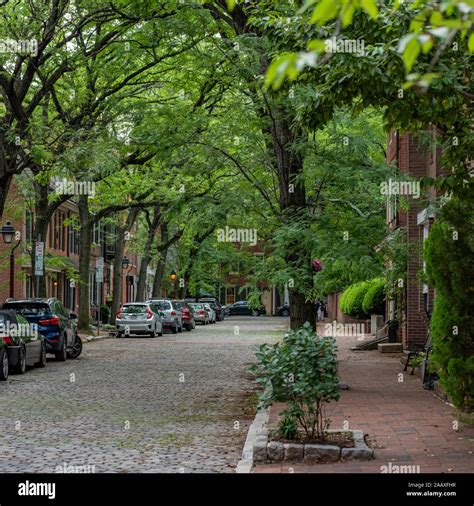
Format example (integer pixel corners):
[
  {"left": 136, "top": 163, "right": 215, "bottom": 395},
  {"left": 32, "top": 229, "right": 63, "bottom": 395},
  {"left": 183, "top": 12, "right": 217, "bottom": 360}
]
[{"left": 70, "top": 313, "right": 77, "bottom": 319}]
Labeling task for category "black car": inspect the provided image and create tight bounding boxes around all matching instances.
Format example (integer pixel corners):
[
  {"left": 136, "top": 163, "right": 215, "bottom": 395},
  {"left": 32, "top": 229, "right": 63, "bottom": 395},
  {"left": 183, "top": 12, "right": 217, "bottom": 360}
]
[
  {"left": 228, "top": 300, "right": 266, "bottom": 316},
  {"left": 2, "top": 298, "right": 82, "bottom": 361},
  {"left": 0, "top": 310, "right": 46, "bottom": 381},
  {"left": 276, "top": 303, "right": 290, "bottom": 317}
]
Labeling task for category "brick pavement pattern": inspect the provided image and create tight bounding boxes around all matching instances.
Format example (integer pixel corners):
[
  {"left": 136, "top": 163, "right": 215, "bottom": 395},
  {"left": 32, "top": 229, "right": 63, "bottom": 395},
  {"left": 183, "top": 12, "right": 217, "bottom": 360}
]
[
  {"left": 0, "top": 317, "right": 283, "bottom": 473},
  {"left": 254, "top": 325, "right": 474, "bottom": 473}
]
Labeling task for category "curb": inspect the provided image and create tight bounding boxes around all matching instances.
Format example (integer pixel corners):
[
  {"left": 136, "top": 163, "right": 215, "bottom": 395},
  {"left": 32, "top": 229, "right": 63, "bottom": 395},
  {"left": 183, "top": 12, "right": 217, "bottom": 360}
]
[
  {"left": 81, "top": 334, "right": 114, "bottom": 343},
  {"left": 235, "top": 406, "right": 271, "bottom": 473}
]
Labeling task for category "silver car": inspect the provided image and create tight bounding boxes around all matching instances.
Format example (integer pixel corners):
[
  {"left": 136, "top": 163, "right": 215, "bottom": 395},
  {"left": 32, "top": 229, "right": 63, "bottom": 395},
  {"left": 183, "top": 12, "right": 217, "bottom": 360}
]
[
  {"left": 116, "top": 303, "right": 163, "bottom": 338},
  {"left": 188, "top": 303, "right": 209, "bottom": 325},
  {"left": 146, "top": 299, "right": 183, "bottom": 334},
  {"left": 203, "top": 303, "right": 216, "bottom": 324}
]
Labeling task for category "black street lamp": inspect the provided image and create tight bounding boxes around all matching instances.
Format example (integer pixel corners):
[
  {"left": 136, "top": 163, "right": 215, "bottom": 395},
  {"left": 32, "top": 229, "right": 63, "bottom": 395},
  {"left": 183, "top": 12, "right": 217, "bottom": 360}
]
[
  {"left": 121, "top": 256, "right": 130, "bottom": 270},
  {"left": 1, "top": 221, "right": 22, "bottom": 297}
]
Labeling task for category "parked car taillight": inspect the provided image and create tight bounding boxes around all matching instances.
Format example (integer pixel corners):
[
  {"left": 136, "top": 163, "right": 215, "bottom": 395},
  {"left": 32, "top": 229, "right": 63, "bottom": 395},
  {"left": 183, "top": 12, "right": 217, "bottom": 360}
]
[
  {"left": 38, "top": 316, "right": 60, "bottom": 326},
  {"left": 170, "top": 310, "right": 177, "bottom": 316},
  {"left": 198, "top": 310, "right": 205, "bottom": 315},
  {"left": 2, "top": 336, "right": 13, "bottom": 344},
  {"left": 146, "top": 307, "right": 153, "bottom": 319}
]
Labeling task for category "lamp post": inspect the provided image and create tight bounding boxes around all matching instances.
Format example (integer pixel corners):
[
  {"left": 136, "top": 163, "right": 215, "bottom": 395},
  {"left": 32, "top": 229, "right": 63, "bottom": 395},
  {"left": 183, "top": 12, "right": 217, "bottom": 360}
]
[
  {"left": 170, "top": 270, "right": 177, "bottom": 298},
  {"left": 122, "top": 256, "right": 133, "bottom": 302},
  {"left": 1, "top": 221, "right": 21, "bottom": 298}
]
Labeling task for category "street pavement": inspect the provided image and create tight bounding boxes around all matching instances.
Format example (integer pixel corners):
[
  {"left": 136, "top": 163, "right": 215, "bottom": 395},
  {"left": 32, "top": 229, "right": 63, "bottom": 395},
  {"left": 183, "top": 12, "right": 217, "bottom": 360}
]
[{"left": 0, "top": 316, "right": 285, "bottom": 473}]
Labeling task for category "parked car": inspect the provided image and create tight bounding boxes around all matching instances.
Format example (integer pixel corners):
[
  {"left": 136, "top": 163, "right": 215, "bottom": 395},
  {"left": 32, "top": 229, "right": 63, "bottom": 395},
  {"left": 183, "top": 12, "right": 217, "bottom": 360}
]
[
  {"left": 200, "top": 299, "right": 224, "bottom": 321},
  {"left": 2, "top": 298, "right": 82, "bottom": 361},
  {"left": 203, "top": 303, "right": 216, "bottom": 323},
  {"left": 221, "top": 305, "right": 230, "bottom": 317},
  {"left": 146, "top": 299, "right": 183, "bottom": 334},
  {"left": 276, "top": 303, "right": 290, "bottom": 317},
  {"left": 0, "top": 310, "right": 47, "bottom": 380},
  {"left": 172, "top": 300, "right": 195, "bottom": 331},
  {"left": 228, "top": 300, "right": 266, "bottom": 316},
  {"left": 188, "top": 303, "right": 209, "bottom": 325},
  {"left": 115, "top": 303, "right": 163, "bottom": 338}
]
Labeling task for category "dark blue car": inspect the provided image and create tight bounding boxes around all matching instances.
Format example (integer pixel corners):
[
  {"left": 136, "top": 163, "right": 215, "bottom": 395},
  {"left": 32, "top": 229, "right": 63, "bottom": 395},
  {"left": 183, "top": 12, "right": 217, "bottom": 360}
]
[{"left": 2, "top": 298, "right": 82, "bottom": 361}]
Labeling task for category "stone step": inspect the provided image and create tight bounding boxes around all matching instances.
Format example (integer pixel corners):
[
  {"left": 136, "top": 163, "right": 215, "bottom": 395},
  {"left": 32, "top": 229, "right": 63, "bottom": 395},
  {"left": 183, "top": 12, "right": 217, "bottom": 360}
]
[{"left": 378, "top": 343, "right": 403, "bottom": 353}]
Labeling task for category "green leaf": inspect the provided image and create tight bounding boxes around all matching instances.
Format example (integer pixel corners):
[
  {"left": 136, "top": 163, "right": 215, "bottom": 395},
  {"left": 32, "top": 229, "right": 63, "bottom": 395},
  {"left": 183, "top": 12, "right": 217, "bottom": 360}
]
[
  {"left": 226, "top": 0, "right": 236, "bottom": 10},
  {"left": 469, "top": 32, "right": 474, "bottom": 52},
  {"left": 360, "top": 0, "right": 378, "bottom": 19},
  {"left": 403, "top": 37, "right": 421, "bottom": 71},
  {"left": 307, "top": 39, "right": 327, "bottom": 52},
  {"left": 311, "top": 0, "right": 341, "bottom": 25}
]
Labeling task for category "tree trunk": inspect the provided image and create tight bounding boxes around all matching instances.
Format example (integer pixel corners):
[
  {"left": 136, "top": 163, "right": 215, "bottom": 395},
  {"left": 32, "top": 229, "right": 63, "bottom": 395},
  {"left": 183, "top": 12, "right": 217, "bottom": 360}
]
[
  {"left": 272, "top": 113, "right": 316, "bottom": 330},
  {"left": 135, "top": 206, "right": 161, "bottom": 302},
  {"left": 0, "top": 173, "right": 12, "bottom": 219},
  {"left": 152, "top": 223, "right": 169, "bottom": 298},
  {"left": 110, "top": 209, "right": 139, "bottom": 323},
  {"left": 77, "top": 195, "right": 92, "bottom": 331}
]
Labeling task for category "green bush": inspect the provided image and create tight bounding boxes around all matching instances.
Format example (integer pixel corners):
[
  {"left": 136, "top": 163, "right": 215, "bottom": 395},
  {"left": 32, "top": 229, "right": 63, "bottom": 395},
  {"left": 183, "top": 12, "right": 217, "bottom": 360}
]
[
  {"left": 340, "top": 281, "right": 370, "bottom": 318},
  {"left": 362, "top": 278, "right": 386, "bottom": 315},
  {"left": 250, "top": 322, "right": 339, "bottom": 440},
  {"left": 424, "top": 200, "right": 474, "bottom": 412}
]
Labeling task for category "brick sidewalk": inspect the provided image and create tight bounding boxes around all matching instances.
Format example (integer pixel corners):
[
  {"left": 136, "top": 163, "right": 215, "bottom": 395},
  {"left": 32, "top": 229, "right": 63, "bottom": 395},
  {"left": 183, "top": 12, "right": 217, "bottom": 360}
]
[{"left": 253, "top": 327, "right": 474, "bottom": 473}]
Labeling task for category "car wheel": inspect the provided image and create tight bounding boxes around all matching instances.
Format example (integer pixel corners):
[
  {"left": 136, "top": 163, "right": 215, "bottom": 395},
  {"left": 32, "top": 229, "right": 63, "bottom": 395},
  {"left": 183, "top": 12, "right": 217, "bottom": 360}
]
[
  {"left": 116, "top": 331, "right": 123, "bottom": 338},
  {"left": 14, "top": 346, "right": 26, "bottom": 374},
  {"left": 172, "top": 323, "right": 178, "bottom": 334},
  {"left": 177, "top": 323, "right": 183, "bottom": 333},
  {"left": 55, "top": 336, "right": 67, "bottom": 362},
  {"left": 281, "top": 309, "right": 290, "bottom": 317},
  {"left": 35, "top": 342, "right": 47, "bottom": 368},
  {"left": 67, "top": 335, "right": 82, "bottom": 359},
  {"left": 0, "top": 349, "right": 8, "bottom": 381}
]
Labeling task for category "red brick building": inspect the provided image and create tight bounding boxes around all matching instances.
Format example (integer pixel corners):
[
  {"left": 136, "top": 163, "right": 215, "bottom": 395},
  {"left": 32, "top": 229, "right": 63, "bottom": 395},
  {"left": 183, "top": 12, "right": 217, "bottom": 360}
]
[
  {"left": 0, "top": 177, "right": 141, "bottom": 320},
  {"left": 386, "top": 129, "right": 444, "bottom": 349}
]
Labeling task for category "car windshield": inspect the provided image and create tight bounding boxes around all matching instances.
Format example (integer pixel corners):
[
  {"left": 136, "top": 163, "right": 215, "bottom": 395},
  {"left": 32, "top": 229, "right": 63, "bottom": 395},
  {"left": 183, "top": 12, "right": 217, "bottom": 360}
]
[
  {"left": 190, "top": 304, "right": 203, "bottom": 309},
  {"left": 150, "top": 301, "right": 171, "bottom": 310},
  {"left": 122, "top": 305, "right": 148, "bottom": 314},
  {"left": 3, "top": 302, "right": 50, "bottom": 316}
]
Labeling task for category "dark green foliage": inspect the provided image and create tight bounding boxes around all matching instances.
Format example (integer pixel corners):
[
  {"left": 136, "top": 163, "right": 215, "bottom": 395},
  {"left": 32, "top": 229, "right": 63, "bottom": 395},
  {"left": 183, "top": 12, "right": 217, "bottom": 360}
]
[
  {"left": 424, "top": 199, "right": 474, "bottom": 412},
  {"left": 277, "top": 415, "right": 298, "bottom": 440},
  {"left": 362, "top": 278, "right": 386, "bottom": 315},
  {"left": 250, "top": 323, "right": 339, "bottom": 440}
]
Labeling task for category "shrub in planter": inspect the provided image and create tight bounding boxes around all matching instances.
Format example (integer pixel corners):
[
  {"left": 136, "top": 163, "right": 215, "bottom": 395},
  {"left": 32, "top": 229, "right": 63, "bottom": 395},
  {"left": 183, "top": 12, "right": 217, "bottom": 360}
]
[
  {"left": 251, "top": 323, "right": 339, "bottom": 440},
  {"left": 362, "top": 278, "right": 386, "bottom": 315}
]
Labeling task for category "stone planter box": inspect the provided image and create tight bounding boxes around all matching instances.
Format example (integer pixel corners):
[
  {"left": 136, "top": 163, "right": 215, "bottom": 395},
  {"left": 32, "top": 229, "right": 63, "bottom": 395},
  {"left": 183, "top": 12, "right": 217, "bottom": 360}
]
[{"left": 253, "top": 429, "right": 374, "bottom": 464}]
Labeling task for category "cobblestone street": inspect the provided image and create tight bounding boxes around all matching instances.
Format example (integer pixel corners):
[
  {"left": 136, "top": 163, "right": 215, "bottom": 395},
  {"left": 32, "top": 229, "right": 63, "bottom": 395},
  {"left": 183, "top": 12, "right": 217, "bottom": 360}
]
[{"left": 0, "top": 317, "right": 284, "bottom": 473}]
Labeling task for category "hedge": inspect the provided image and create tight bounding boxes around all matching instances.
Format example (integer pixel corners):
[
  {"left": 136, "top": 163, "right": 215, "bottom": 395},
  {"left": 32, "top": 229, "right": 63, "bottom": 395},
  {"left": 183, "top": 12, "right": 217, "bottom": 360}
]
[
  {"left": 339, "top": 278, "right": 386, "bottom": 318},
  {"left": 362, "top": 277, "right": 386, "bottom": 315},
  {"left": 339, "top": 281, "right": 370, "bottom": 318}
]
